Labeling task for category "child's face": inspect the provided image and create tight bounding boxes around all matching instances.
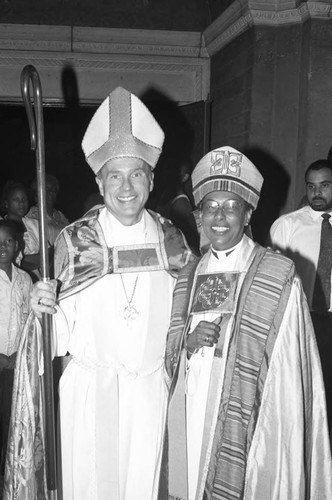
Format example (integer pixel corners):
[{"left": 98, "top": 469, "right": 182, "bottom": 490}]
[
  {"left": 5, "top": 188, "right": 29, "bottom": 218},
  {"left": 0, "top": 227, "right": 17, "bottom": 268}
]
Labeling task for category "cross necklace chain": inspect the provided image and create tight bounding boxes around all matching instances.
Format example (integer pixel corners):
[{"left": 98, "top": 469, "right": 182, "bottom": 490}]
[{"left": 120, "top": 274, "right": 139, "bottom": 322}]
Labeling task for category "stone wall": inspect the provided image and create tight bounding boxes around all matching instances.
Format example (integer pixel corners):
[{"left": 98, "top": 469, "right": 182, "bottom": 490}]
[
  {"left": 248, "top": 22, "right": 309, "bottom": 242},
  {"left": 207, "top": 13, "right": 332, "bottom": 243},
  {"left": 305, "top": 19, "right": 332, "bottom": 167},
  {"left": 210, "top": 28, "right": 254, "bottom": 150}
]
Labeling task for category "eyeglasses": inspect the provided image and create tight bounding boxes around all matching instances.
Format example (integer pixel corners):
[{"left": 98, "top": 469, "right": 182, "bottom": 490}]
[{"left": 201, "top": 199, "right": 243, "bottom": 217}]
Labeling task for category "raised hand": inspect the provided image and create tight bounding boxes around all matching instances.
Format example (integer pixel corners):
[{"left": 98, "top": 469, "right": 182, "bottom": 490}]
[{"left": 185, "top": 316, "right": 222, "bottom": 356}]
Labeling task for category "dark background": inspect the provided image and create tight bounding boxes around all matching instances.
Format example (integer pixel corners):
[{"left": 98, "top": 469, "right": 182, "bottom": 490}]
[{"left": 0, "top": 97, "right": 208, "bottom": 222}]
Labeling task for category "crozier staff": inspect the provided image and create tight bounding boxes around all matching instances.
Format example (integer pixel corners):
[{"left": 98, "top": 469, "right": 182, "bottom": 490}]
[{"left": 161, "top": 146, "right": 332, "bottom": 500}]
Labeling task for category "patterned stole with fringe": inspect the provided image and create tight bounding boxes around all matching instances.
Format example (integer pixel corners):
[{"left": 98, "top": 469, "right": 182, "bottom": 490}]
[
  {"left": 208, "top": 248, "right": 294, "bottom": 499},
  {"left": 163, "top": 245, "right": 295, "bottom": 500}
]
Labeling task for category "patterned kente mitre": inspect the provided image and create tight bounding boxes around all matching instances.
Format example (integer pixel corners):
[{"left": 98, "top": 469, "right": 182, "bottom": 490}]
[
  {"left": 82, "top": 87, "right": 165, "bottom": 173},
  {"left": 192, "top": 146, "right": 264, "bottom": 209}
]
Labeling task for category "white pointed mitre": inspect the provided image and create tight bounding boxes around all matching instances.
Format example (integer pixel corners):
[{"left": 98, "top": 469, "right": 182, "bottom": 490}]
[{"left": 82, "top": 87, "right": 165, "bottom": 174}]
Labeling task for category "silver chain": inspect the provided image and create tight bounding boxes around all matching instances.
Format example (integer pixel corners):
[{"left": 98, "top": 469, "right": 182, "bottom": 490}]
[{"left": 120, "top": 274, "right": 139, "bottom": 322}]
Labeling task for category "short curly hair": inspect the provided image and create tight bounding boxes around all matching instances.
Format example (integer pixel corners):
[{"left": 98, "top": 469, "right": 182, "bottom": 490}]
[
  {"left": 305, "top": 159, "right": 332, "bottom": 181},
  {"left": 0, "top": 180, "right": 30, "bottom": 215}
]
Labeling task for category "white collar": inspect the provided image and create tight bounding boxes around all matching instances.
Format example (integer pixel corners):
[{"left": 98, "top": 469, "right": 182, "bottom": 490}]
[
  {"left": 210, "top": 238, "right": 243, "bottom": 261},
  {"left": 99, "top": 208, "right": 147, "bottom": 247},
  {"left": 0, "top": 263, "right": 16, "bottom": 282},
  {"left": 307, "top": 206, "right": 332, "bottom": 221}
]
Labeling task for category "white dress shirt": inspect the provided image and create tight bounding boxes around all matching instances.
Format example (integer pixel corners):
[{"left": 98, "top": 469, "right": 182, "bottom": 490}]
[{"left": 269, "top": 205, "right": 332, "bottom": 310}]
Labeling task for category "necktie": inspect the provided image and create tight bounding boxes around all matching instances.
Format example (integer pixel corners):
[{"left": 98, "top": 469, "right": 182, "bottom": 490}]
[{"left": 312, "top": 213, "right": 332, "bottom": 312}]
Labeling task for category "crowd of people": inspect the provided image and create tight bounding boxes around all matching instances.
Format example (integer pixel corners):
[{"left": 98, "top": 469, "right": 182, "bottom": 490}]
[
  {"left": 0, "top": 85, "right": 332, "bottom": 500},
  {"left": 0, "top": 174, "right": 68, "bottom": 279},
  {"left": 0, "top": 174, "right": 69, "bottom": 493}
]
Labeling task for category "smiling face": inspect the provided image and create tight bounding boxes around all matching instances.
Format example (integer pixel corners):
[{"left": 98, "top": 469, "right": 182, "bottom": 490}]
[
  {"left": 96, "top": 157, "right": 154, "bottom": 226},
  {"left": 5, "top": 188, "right": 29, "bottom": 220},
  {"left": 0, "top": 225, "right": 17, "bottom": 273},
  {"left": 200, "top": 191, "right": 252, "bottom": 251},
  {"left": 306, "top": 167, "right": 332, "bottom": 212}
]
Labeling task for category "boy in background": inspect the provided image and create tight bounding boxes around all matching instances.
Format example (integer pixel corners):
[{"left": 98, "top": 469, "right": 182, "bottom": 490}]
[{"left": 0, "top": 220, "right": 32, "bottom": 473}]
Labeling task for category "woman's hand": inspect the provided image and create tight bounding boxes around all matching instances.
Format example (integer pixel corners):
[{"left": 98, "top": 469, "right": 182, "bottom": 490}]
[
  {"left": 30, "top": 279, "right": 58, "bottom": 318},
  {"left": 185, "top": 316, "right": 222, "bottom": 356}
]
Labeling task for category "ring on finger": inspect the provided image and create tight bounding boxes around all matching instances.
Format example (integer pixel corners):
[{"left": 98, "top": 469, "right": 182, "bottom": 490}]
[
  {"left": 205, "top": 336, "right": 209, "bottom": 342},
  {"left": 38, "top": 298, "right": 43, "bottom": 305}
]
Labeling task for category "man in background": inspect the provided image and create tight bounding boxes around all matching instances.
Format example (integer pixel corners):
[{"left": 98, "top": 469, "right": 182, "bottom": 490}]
[{"left": 270, "top": 158, "right": 332, "bottom": 435}]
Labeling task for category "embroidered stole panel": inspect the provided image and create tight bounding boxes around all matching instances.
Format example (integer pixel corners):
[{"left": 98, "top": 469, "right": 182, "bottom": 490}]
[{"left": 54, "top": 207, "right": 192, "bottom": 301}]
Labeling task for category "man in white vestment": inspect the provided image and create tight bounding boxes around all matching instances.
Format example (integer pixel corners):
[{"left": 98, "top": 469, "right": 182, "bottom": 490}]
[
  {"left": 159, "top": 146, "right": 332, "bottom": 500},
  {"left": 5, "top": 87, "right": 192, "bottom": 500}
]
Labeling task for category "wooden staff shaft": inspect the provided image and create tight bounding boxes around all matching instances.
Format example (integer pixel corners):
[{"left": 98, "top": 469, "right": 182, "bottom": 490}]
[{"left": 20, "top": 64, "right": 57, "bottom": 494}]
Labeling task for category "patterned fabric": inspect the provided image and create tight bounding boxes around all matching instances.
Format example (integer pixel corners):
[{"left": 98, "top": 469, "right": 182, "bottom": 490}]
[
  {"left": 191, "top": 147, "right": 263, "bottom": 209},
  {"left": 81, "top": 87, "right": 165, "bottom": 173},
  {"left": 165, "top": 259, "right": 198, "bottom": 388},
  {"left": 209, "top": 249, "right": 293, "bottom": 499},
  {"left": 3, "top": 315, "right": 48, "bottom": 500},
  {"left": 162, "top": 245, "right": 295, "bottom": 499},
  {"left": 55, "top": 206, "right": 192, "bottom": 300}
]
